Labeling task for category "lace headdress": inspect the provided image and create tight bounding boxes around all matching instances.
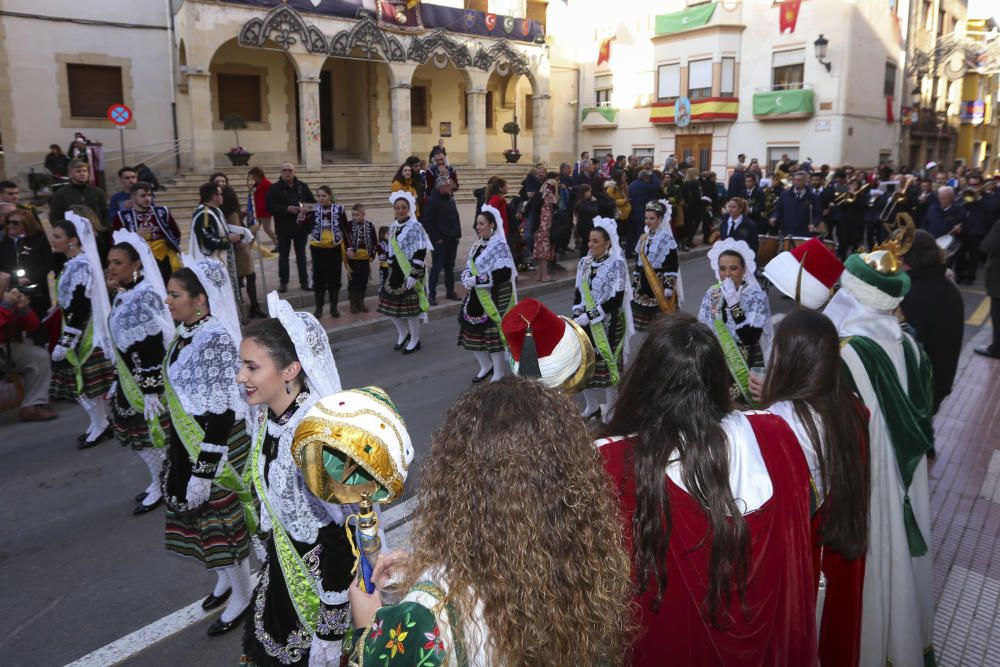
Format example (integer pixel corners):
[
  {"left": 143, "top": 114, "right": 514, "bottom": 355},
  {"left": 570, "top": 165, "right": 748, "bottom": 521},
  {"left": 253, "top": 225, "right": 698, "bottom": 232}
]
[
  {"left": 65, "top": 210, "right": 113, "bottom": 356},
  {"left": 113, "top": 229, "right": 174, "bottom": 341},
  {"left": 266, "top": 292, "right": 342, "bottom": 397},
  {"left": 182, "top": 254, "right": 242, "bottom": 344}
]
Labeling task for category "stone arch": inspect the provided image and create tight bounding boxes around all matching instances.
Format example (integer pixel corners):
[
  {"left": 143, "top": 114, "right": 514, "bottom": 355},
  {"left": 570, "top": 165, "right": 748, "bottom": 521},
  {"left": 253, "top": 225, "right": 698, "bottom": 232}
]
[{"left": 329, "top": 14, "right": 406, "bottom": 62}]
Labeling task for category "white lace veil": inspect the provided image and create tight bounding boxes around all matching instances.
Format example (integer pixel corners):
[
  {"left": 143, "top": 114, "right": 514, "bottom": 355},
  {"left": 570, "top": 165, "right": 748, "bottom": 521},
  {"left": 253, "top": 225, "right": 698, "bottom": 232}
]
[
  {"left": 182, "top": 254, "right": 242, "bottom": 345},
  {"left": 65, "top": 210, "right": 113, "bottom": 356},
  {"left": 266, "top": 292, "right": 342, "bottom": 397},
  {"left": 476, "top": 203, "right": 518, "bottom": 299},
  {"left": 113, "top": 229, "right": 174, "bottom": 342},
  {"left": 593, "top": 217, "right": 635, "bottom": 354},
  {"left": 707, "top": 238, "right": 762, "bottom": 291}
]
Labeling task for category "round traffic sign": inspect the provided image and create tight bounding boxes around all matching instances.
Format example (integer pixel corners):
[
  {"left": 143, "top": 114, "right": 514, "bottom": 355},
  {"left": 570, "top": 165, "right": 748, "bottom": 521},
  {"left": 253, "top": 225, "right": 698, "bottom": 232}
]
[{"left": 107, "top": 104, "right": 132, "bottom": 126}]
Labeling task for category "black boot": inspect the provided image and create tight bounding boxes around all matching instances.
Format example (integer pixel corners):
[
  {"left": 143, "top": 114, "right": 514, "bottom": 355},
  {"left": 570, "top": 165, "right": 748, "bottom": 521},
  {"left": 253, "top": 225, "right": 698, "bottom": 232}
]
[
  {"left": 246, "top": 273, "right": 266, "bottom": 318},
  {"left": 313, "top": 293, "right": 324, "bottom": 319},
  {"left": 358, "top": 289, "right": 369, "bottom": 312},
  {"left": 349, "top": 292, "right": 360, "bottom": 314},
  {"left": 329, "top": 291, "right": 340, "bottom": 318}
]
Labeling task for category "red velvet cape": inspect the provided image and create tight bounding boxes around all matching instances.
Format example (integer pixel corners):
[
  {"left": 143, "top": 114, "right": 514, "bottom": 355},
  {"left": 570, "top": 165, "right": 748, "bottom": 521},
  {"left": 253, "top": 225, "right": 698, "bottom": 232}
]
[{"left": 600, "top": 413, "right": 818, "bottom": 666}]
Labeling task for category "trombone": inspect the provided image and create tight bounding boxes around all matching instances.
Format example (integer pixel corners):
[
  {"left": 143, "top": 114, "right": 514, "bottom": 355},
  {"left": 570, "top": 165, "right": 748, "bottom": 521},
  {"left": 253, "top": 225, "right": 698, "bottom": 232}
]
[
  {"left": 834, "top": 181, "right": 871, "bottom": 207},
  {"left": 960, "top": 183, "right": 989, "bottom": 204},
  {"left": 879, "top": 175, "right": 914, "bottom": 223}
]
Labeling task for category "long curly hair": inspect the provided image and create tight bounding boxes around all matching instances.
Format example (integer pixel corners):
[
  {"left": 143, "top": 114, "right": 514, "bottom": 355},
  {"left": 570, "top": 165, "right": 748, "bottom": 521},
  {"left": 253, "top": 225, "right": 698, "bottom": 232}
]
[{"left": 405, "top": 377, "right": 633, "bottom": 666}]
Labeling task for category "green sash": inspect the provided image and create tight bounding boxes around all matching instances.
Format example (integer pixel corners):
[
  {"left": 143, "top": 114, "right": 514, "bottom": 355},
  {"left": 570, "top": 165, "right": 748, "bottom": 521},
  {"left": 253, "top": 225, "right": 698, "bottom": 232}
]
[
  {"left": 162, "top": 337, "right": 259, "bottom": 535},
  {"left": 842, "top": 334, "right": 934, "bottom": 556},
  {"left": 244, "top": 412, "right": 321, "bottom": 634},
  {"left": 580, "top": 273, "right": 622, "bottom": 385},
  {"left": 390, "top": 232, "right": 429, "bottom": 313},
  {"left": 712, "top": 285, "right": 756, "bottom": 407},
  {"left": 470, "top": 260, "right": 514, "bottom": 348},
  {"left": 63, "top": 319, "right": 95, "bottom": 394},
  {"left": 114, "top": 353, "right": 166, "bottom": 448}
]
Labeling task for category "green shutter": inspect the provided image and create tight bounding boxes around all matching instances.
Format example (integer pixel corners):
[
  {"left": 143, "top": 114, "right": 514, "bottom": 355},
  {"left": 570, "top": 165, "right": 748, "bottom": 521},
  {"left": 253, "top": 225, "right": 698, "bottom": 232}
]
[
  {"left": 752, "top": 88, "right": 815, "bottom": 116},
  {"left": 655, "top": 2, "right": 718, "bottom": 35}
]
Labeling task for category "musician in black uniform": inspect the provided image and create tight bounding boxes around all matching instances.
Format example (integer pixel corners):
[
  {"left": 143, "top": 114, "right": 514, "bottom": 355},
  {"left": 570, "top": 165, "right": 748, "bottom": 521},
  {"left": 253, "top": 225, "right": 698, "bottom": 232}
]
[
  {"left": 769, "top": 171, "right": 820, "bottom": 237},
  {"left": 744, "top": 173, "right": 766, "bottom": 231},
  {"left": 957, "top": 174, "right": 1000, "bottom": 285}
]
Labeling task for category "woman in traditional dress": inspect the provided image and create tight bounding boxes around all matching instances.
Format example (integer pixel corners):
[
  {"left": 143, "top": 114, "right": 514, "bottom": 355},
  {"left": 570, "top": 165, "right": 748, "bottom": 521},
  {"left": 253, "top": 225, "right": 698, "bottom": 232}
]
[
  {"left": 377, "top": 191, "right": 432, "bottom": 355},
  {"left": 760, "top": 309, "right": 870, "bottom": 667},
  {"left": 631, "top": 199, "right": 680, "bottom": 333},
  {"left": 237, "top": 292, "right": 353, "bottom": 666},
  {"left": 597, "top": 314, "right": 818, "bottom": 666},
  {"left": 345, "top": 378, "right": 632, "bottom": 666},
  {"left": 162, "top": 256, "right": 254, "bottom": 636},
  {"left": 572, "top": 217, "right": 632, "bottom": 423},
  {"left": 457, "top": 204, "right": 516, "bottom": 384},
  {"left": 696, "top": 238, "right": 772, "bottom": 406},
  {"left": 106, "top": 230, "right": 174, "bottom": 514},
  {"left": 48, "top": 212, "right": 115, "bottom": 449}
]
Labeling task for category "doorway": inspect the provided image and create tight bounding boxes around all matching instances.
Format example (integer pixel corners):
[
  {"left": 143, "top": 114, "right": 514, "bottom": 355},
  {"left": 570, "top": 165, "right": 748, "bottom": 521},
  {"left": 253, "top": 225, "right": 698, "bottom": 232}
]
[
  {"left": 676, "top": 134, "right": 712, "bottom": 172},
  {"left": 320, "top": 70, "right": 334, "bottom": 152}
]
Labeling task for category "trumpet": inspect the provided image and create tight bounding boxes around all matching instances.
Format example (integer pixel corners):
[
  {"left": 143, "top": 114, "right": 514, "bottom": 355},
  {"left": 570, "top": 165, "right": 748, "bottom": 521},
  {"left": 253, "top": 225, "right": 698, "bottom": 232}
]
[{"left": 834, "top": 182, "right": 871, "bottom": 206}]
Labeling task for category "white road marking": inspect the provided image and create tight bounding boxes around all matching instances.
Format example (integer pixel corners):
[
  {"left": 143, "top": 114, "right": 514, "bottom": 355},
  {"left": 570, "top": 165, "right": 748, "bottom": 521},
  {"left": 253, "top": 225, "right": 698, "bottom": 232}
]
[
  {"left": 63, "top": 496, "right": 419, "bottom": 666},
  {"left": 978, "top": 450, "right": 1000, "bottom": 503}
]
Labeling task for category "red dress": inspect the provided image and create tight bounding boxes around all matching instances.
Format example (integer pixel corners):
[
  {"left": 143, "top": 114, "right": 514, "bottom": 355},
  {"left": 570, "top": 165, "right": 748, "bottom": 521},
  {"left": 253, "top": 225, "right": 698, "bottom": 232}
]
[
  {"left": 487, "top": 194, "right": 509, "bottom": 237},
  {"left": 599, "top": 413, "right": 817, "bottom": 667}
]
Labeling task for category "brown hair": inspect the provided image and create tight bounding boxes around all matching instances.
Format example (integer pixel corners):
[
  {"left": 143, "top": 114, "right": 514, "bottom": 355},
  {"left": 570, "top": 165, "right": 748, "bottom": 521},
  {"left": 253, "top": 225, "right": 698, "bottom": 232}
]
[
  {"left": 4, "top": 208, "right": 44, "bottom": 238},
  {"left": 726, "top": 197, "right": 748, "bottom": 216},
  {"left": 406, "top": 377, "right": 633, "bottom": 665}
]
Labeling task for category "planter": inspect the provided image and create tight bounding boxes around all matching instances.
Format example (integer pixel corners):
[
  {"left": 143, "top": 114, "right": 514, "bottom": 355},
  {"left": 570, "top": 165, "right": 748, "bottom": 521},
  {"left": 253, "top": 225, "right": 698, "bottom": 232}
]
[
  {"left": 504, "top": 152, "right": 522, "bottom": 163},
  {"left": 226, "top": 152, "right": 252, "bottom": 166}
]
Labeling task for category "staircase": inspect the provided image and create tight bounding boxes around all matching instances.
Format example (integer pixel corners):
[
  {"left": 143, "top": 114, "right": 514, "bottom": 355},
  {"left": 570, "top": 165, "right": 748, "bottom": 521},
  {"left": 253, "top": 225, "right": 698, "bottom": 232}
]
[{"left": 153, "top": 162, "right": 532, "bottom": 223}]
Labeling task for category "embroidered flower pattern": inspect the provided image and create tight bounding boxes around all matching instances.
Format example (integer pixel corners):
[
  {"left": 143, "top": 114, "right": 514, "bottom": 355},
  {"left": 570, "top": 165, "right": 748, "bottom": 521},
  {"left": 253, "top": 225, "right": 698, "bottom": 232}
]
[
  {"left": 385, "top": 623, "right": 408, "bottom": 657},
  {"left": 423, "top": 625, "right": 445, "bottom": 657}
]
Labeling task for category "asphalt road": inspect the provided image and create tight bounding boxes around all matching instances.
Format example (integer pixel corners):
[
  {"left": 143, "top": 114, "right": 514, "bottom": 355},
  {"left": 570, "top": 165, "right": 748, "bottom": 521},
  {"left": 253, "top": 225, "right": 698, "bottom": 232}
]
[{"left": 0, "top": 250, "right": 992, "bottom": 666}]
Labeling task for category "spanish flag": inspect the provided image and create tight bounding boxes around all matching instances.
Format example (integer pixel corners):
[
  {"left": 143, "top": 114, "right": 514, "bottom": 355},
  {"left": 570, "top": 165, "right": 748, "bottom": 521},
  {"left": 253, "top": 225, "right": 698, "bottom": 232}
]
[
  {"left": 597, "top": 37, "right": 613, "bottom": 65},
  {"left": 779, "top": 0, "right": 801, "bottom": 34}
]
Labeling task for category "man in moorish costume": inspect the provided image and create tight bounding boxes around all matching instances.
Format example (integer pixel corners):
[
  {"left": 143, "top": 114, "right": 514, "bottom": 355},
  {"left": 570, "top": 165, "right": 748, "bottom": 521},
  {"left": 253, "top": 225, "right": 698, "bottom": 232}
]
[{"left": 113, "top": 181, "right": 182, "bottom": 282}]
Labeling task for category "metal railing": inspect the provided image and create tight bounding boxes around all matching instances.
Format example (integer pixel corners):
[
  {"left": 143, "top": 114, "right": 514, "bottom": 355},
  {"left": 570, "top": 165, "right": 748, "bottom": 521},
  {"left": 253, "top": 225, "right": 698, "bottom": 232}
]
[
  {"left": 754, "top": 82, "right": 815, "bottom": 93},
  {"left": 21, "top": 138, "right": 192, "bottom": 181}
]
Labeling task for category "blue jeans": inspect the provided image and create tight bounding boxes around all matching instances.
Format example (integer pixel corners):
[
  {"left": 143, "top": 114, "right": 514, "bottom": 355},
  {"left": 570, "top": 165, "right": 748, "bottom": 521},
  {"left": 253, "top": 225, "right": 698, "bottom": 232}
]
[{"left": 429, "top": 237, "right": 459, "bottom": 297}]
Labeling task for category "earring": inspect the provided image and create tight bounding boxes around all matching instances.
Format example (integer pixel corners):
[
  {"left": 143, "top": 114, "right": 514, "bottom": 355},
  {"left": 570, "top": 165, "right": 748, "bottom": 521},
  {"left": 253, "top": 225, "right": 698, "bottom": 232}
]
[
  {"left": 195, "top": 307, "right": 202, "bottom": 317},
  {"left": 132, "top": 269, "right": 140, "bottom": 283},
  {"left": 285, "top": 381, "right": 291, "bottom": 395}
]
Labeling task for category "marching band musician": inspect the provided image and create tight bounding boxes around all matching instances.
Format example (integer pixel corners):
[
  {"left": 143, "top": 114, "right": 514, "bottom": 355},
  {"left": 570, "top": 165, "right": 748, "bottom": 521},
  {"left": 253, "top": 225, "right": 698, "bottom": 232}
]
[
  {"left": 769, "top": 171, "right": 820, "bottom": 237},
  {"left": 744, "top": 172, "right": 767, "bottom": 232}
]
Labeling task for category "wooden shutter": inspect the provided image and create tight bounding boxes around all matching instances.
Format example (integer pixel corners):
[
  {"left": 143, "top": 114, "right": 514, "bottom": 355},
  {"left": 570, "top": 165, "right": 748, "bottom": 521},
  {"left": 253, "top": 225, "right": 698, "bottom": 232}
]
[
  {"left": 217, "top": 74, "right": 262, "bottom": 122},
  {"left": 411, "top": 86, "right": 428, "bottom": 127},
  {"left": 67, "top": 64, "right": 124, "bottom": 118},
  {"left": 524, "top": 94, "right": 533, "bottom": 130}
]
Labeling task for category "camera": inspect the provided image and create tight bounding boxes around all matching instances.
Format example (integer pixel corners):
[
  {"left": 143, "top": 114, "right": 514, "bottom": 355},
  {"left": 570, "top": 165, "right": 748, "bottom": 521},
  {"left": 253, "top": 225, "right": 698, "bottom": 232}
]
[{"left": 14, "top": 269, "right": 38, "bottom": 296}]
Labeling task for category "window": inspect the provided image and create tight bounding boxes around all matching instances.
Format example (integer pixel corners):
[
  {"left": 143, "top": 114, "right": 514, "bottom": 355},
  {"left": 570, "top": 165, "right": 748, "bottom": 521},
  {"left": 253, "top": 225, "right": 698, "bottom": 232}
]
[
  {"left": 595, "top": 75, "right": 613, "bottom": 106},
  {"left": 767, "top": 147, "right": 799, "bottom": 174},
  {"left": 923, "top": 0, "right": 932, "bottom": 29},
  {"left": 485, "top": 91, "right": 494, "bottom": 129},
  {"left": 657, "top": 63, "right": 680, "bottom": 102},
  {"left": 688, "top": 59, "right": 712, "bottom": 100},
  {"left": 633, "top": 147, "right": 655, "bottom": 161},
  {"left": 411, "top": 86, "right": 428, "bottom": 127},
  {"left": 217, "top": 73, "right": 262, "bottom": 122},
  {"left": 884, "top": 62, "right": 897, "bottom": 97},
  {"left": 67, "top": 64, "right": 124, "bottom": 118},
  {"left": 524, "top": 94, "right": 534, "bottom": 130},
  {"left": 721, "top": 57, "right": 736, "bottom": 96},
  {"left": 771, "top": 49, "right": 805, "bottom": 90}
]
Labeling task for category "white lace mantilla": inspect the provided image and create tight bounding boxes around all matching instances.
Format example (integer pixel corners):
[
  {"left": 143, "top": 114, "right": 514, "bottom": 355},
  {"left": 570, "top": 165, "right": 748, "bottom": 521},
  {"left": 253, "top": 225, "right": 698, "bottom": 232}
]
[
  {"left": 698, "top": 283, "right": 772, "bottom": 333},
  {"left": 57, "top": 255, "right": 93, "bottom": 308},
  {"left": 390, "top": 219, "right": 433, "bottom": 259},
  {"left": 466, "top": 237, "right": 516, "bottom": 277},
  {"left": 166, "top": 317, "right": 245, "bottom": 418},
  {"left": 637, "top": 228, "right": 678, "bottom": 267},
  {"left": 111, "top": 283, "right": 172, "bottom": 352},
  {"left": 575, "top": 254, "right": 627, "bottom": 307},
  {"left": 255, "top": 393, "right": 348, "bottom": 544}
]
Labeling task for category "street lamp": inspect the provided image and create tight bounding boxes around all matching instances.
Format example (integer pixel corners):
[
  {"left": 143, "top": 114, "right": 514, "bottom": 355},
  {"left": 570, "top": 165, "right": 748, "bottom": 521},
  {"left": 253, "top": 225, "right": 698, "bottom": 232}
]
[
  {"left": 814, "top": 34, "right": 831, "bottom": 72},
  {"left": 911, "top": 86, "right": 921, "bottom": 105}
]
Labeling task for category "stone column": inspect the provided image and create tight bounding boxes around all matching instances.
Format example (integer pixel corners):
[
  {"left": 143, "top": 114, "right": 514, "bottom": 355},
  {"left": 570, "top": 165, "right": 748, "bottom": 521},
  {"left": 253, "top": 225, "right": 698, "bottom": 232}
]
[
  {"left": 466, "top": 88, "right": 488, "bottom": 168},
  {"left": 531, "top": 93, "right": 552, "bottom": 165},
  {"left": 298, "top": 78, "right": 322, "bottom": 170},
  {"left": 187, "top": 72, "right": 214, "bottom": 172},
  {"left": 390, "top": 83, "right": 412, "bottom": 165}
]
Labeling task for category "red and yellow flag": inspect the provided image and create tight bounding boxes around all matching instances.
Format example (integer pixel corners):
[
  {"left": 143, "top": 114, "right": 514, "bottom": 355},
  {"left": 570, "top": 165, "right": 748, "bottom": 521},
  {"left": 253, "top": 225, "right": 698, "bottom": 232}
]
[
  {"left": 597, "top": 37, "right": 612, "bottom": 66},
  {"left": 779, "top": 0, "right": 801, "bottom": 34}
]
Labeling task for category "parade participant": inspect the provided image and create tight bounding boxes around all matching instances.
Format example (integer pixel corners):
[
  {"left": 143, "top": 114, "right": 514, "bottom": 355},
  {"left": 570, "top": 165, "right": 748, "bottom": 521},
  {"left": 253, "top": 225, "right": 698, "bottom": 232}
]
[
  {"left": 760, "top": 309, "right": 870, "bottom": 666},
  {"left": 377, "top": 191, "right": 432, "bottom": 355},
  {"left": 0, "top": 208, "right": 53, "bottom": 322},
  {"left": 597, "top": 314, "right": 817, "bottom": 666},
  {"left": 345, "top": 203, "right": 378, "bottom": 314},
  {"left": 769, "top": 171, "right": 820, "bottom": 236},
  {"left": 345, "top": 378, "right": 632, "bottom": 666},
  {"left": 49, "top": 212, "right": 115, "bottom": 448},
  {"left": 247, "top": 167, "right": 277, "bottom": 249},
  {"left": 162, "top": 257, "right": 254, "bottom": 637},
  {"left": 191, "top": 182, "right": 252, "bottom": 313},
  {"left": 718, "top": 197, "right": 758, "bottom": 253},
  {"left": 744, "top": 172, "right": 766, "bottom": 232},
  {"left": 682, "top": 168, "right": 705, "bottom": 249},
  {"left": 306, "top": 186, "right": 349, "bottom": 319},
  {"left": 822, "top": 231, "right": 936, "bottom": 666},
  {"left": 212, "top": 173, "right": 263, "bottom": 320},
  {"left": 376, "top": 226, "right": 390, "bottom": 294},
  {"left": 113, "top": 181, "right": 182, "bottom": 282},
  {"left": 697, "top": 239, "right": 772, "bottom": 405},
  {"left": 237, "top": 293, "right": 353, "bottom": 666},
  {"left": 955, "top": 172, "right": 995, "bottom": 285},
  {"left": 573, "top": 217, "right": 632, "bottom": 422},
  {"left": 764, "top": 236, "right": 844, "bottom": 310},
  {"left": 631, "top": 200, "right": 680, "bottom": 332},
  {"left": 106, "top": 231, "right": 174, "bottom": 514},
  {"left": 977, "top": 213, "right": 1000, "bottom": 359},
  {"left": 458, "top": 204, "right": 516, "bottom": 384}
]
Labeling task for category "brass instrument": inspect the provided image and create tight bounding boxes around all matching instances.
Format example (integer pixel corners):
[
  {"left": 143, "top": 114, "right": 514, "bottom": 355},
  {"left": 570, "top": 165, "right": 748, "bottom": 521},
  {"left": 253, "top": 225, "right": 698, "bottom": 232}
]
[
  {"left": 960, "top": 183, "right": 989, "bottom": 204},
  {"left": 834, "top": 181, "right": 871, "bottom": 206},
  {"left": 865, "top": 212, "right": 916, "bottom": 275},
  {"left": 879, "top": 175, "right": 914, "bottom": 223}
]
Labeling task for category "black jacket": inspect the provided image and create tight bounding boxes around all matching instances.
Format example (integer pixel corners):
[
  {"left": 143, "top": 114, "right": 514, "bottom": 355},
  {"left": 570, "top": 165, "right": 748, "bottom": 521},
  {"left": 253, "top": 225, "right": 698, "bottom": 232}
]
[
  {"left": 772, "top": 188, "right": 820, "bottom": 236},
  {"left": 719, "top": 216, "right": 759, "bottom": 254},
  {"left": 0, "top": 234, "right": 53, "bottom": 316},
  {"left": 981, "top": 218, "right": 1000, "bottom": 298},
  {"left": 900, "top": 264, "right": 964, "bottom": 412},
  {"left": 422, "top": 190, "right": 461, "bottom": 244},
  {"left": 265, "top": 178, "right": 315, "bottom": 235}
]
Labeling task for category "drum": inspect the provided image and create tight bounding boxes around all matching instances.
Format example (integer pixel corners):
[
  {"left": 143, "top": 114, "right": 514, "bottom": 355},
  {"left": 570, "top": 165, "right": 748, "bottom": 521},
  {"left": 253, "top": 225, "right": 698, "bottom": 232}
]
[{"left": 757, "top": 235, "right": 783, "bottom": 265}]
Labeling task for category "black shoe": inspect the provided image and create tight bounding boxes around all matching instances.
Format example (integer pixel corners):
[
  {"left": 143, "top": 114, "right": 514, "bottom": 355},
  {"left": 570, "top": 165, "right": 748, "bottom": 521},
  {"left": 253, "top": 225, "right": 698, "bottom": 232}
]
[
  {"left": 77, "top": 432, "right": 88, "bottom": 444},
  {"left": 428, "top": 297, "right": 438, "bottom": 307},
  {"left": 393, "top": 334, "right": 410, "bottom": 351},
  {"left": 445, "top": 293, "right": 462, "bottom": 301},
  {"left": 313, "top": 306, "right": 323, "bottom": 319},
  {"left": 330, "top": 306, "right": 340, "bottom": 318},
  {"left": 278, "top": 283, "right": 288, "bottom": 293},
  {"left": 974, "top": 347, "right": 1000, "bottom": 359},
  {"left": 135, "top": 491, "right": 149, "bottom": 502},
  {"left": 473, "top": 367, "right": 493, "bottom": 384},
  {"left": 78, "top": 425, "right": 112, "bottom": 450},
  {"left": 132, "top": 496, "right": 162, "bottom": 516},
  {"left": 401, "top": 341, "right": 421, "bottom": 355},
  {"left": 300, "top": 282, "right": 311, "bottom": 291},
  {"left": 201, "top": 587, "right": 232, "bottom": 611},
  {"left": 206, "top": 603, "right": 250, "bottom": 637},
  {"left": 248, "top": 306, "right": 267, "bottom": 319}
]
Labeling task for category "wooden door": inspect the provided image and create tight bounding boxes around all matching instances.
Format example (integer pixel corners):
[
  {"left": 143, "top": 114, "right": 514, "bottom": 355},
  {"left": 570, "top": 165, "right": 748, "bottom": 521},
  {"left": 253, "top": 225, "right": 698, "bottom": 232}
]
[{"left": 676, "top": 134, "right": 712, "bottom": 172}]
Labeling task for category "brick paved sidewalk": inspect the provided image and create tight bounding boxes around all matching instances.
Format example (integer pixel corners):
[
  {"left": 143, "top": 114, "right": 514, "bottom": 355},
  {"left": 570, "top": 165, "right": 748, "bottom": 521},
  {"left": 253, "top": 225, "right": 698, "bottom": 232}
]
[{"left": 929, "top": 327, "right": 1000, "bottom": 666}]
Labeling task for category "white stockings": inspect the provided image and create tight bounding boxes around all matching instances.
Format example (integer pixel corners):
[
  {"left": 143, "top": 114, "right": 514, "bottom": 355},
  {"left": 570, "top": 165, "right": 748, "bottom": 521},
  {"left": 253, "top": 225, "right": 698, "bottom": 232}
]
[
  {"left": 77, "top": 396, "right": 109, "bottom": 440},
  {"left": 405, "top": 317, "right": 421, "bottom": 350},
  {"left": 489, "top": 352, "right": 506, "bottom": 383},
  {"left": 472, "top": 351, "right": 491, "bottom": 377},
  {"left": 219, "top": 559, "right": 253, "bottom": 623},
  {"left": 136, "top": 448, "right": 164, "bottom": 505},
  {"left": 390, "top": 318, "right": 408, "bottom": 346}
]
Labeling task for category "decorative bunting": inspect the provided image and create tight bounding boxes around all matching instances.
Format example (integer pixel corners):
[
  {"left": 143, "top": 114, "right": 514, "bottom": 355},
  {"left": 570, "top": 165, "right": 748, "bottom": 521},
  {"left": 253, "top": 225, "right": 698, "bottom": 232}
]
[
  {"left": 597, "top": 37, "right": 613, "bottom": 66},
  {"left": 485, "top": 13, "right": 496, "bottom": 31},
  {"left": 779, "top": 0, "right": 801, "bottom": 34},
  {"left": 886, "top": 95, "right": 895, "bottom": 124}
]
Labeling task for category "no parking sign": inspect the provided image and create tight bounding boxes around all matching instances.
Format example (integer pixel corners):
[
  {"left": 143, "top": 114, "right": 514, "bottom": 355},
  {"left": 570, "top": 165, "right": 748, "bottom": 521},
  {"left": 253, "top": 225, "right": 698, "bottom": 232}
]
[{"left": 107, "top": 104, "right": 132, "bottom": 126}]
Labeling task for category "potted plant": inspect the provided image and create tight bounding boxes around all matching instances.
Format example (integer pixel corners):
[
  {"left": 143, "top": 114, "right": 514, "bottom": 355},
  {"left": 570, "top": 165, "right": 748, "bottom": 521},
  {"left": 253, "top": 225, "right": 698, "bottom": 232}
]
[
  {"left": 223, "top": 113, "right": 252, "bottom": 166},
  {"left": 502, "top": 121, "right": 521, "bottom": 163}
]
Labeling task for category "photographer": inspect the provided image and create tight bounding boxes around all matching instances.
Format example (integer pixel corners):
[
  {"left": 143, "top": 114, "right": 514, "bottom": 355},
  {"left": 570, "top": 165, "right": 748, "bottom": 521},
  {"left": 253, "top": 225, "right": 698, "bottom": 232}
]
[
  {"left": 0, "top": 209, "right": 54, "bottom": 322},
  {"left": 0, "top": 273, "right": 57, "bottom": 422}
]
